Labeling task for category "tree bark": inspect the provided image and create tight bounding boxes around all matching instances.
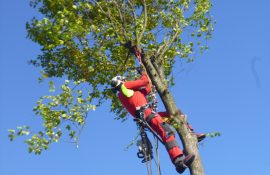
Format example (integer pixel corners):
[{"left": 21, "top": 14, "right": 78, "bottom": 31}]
[{"left": 141, "top": 53, "right": 205, "bottom": 175}]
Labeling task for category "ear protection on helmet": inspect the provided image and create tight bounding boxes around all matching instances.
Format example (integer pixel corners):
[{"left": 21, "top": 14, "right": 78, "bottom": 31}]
[{"left": 110, "top": 76, "right": 125, "bottom": 90}]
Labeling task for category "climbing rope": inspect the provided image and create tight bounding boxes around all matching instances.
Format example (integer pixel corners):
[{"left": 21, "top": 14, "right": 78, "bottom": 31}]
[
  {"left": 136, "top": 121, "right": 162, "bottom": 175},
  {"left": 154, "top": 136, "right": 162, "bottom": 175},
  {"left": 123, "top": 41, "right": 155, "bottom": 90},
  {"left": 134, "top": 104, "right": 164, "bottom": 175},
  {"left": 135, "top": 121, "right": 153, "bottom": 175},
  {"left": 130, "top": 44, "right": 159, "bottom": 117},
  {"left": 123, "top": 41, "right": 162, "bottom": 175}
]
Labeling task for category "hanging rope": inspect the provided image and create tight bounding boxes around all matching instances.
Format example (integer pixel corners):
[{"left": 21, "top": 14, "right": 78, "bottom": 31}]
[
  {"left": 132, "top": 45, "right": 143, "bottom": 64},
  {"left": 122, "top": 41, "right": 154, "bottom": 89},
  {"left": 154, "top": 136, "right": 162, "bottom": 175},
  {"left": 135, "top": 108, "right": 163, "bottom": 175},
  {"left": 135, "top": 121, "right": 153, "bottom": 175},
  {"left": 146, "top": 155, "right": 153, "bottom": 175},
  {"left": 124, "top": 41, "right": 162, "bottom": 175}
]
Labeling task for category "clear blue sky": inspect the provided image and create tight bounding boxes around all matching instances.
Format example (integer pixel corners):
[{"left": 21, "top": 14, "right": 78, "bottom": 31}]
[{"left": 1, "top": 1, "right": 270, "bottom": 175}]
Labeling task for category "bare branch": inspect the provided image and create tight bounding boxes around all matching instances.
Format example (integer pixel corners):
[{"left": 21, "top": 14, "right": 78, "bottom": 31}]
[
  {"left": 112, "top": 0, "right": 129, "bottom": 41},
  {"left": 156, "top": 29, "right": 182, "bottom": 64},
  {"left": 161, "top": 30, "right": 181, "bottom": 56},
  {"left": 127, "top": 0, "right": 139, "bottom": 47},
  {"left": 138, "top": 0, "right": 147, "bottom": 44},
  {"left": 94, "top": 1, "right": 121, "bottom": 39}
]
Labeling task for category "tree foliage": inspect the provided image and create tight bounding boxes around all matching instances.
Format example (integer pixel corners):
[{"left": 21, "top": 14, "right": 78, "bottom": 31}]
[{"left": 11, "top": 0, "right": 214, "bottom": 163}]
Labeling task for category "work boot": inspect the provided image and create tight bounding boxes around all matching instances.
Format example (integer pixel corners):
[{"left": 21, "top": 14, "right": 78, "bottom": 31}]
[
  {"left": 174, "top": 154, "right": 195, "bottom": 174},
  {"left": 196, "top": 133, "right": 206, "bottom": 142}
]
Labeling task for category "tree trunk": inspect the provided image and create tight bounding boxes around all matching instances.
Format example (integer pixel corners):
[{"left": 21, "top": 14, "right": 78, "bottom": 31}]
[{"left": 141, "top": 54, "right": 205, "bottom": 175}]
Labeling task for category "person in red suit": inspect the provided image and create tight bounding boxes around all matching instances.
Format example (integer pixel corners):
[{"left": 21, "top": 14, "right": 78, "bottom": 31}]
[{"left": 111, "top": 72, "right": 204, "bottom": 174}]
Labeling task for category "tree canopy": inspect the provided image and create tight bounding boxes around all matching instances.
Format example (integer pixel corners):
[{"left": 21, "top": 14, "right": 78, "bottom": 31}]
[{"left": 9, "top": 0, "right": 214, "bottom": 174}]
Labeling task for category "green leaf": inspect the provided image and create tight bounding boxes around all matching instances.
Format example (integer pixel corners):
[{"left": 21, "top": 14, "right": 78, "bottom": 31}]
[
  {"left": 66, "top": 125, "right": 71, "bottom": 131},
  {"left": 207, "top": 132, "right": 221, "bottom": 138},
  {"left": 69, "top": 130, "right": 76, "bottom": 139},
  {"left": 49, "top": 81, "right": 55, "bottom": 92},
  {"left": 8, "top": 131, "right": 16, "bottom": 141}
]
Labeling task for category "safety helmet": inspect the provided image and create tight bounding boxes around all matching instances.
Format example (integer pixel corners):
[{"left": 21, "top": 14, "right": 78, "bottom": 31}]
[{"left": 110, "top": 76, "right": 125, "bottom": 89}]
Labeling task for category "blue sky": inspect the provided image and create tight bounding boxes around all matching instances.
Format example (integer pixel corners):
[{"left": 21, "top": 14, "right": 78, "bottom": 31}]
[{"left": 1, "top": 1, "right": 270, "bottom": 175}]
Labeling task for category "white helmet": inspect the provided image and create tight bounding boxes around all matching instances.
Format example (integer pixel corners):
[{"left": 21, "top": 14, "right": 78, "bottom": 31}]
[{"left": 110, "top": 76, "right": 126, "bottom": 89}]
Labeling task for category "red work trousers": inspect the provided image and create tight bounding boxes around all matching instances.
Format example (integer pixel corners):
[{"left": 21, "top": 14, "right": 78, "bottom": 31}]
[{"left": 146, "top": 113, "right": 183, "bottom": 162}]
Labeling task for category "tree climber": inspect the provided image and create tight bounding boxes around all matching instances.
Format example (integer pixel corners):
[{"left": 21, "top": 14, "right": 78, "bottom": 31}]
[{"left": 110, "top": 71, "right": 204, "bottom": 174}]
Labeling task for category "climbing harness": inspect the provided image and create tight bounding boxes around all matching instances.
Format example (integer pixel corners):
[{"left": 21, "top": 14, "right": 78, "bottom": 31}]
[
  {"left": 135, "top": 104, "right": 164, "bottom": 144},
  {"left": 148, "top": 86, "right": 158, "bottom": 112}
]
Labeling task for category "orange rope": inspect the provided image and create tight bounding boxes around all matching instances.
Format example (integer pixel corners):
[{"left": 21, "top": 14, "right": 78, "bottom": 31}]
[{"left": 133, "top": 46, "right": 154, "bottom": 90}]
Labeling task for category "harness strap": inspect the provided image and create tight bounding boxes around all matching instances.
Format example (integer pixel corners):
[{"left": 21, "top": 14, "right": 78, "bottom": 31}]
[
  {"left": 135, "top": 104, "right": 150, "bottom": 120},
  {"left": 146, "top": 113, "right": 157, "bottom": 124}
]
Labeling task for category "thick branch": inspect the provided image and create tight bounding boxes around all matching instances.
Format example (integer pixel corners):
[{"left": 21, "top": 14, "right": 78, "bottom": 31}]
[
  {"left": 142, "top": 54, "right": 178, "bottom": 115},
  {"left": 150, "top": 55, "right": 167, "bottom": 86},
  {"left": 141, "top": 53, "right": 205, "bottom": 175}
]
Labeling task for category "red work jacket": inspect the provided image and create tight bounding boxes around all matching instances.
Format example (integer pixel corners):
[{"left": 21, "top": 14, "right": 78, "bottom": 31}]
[{"left": 118, "top": 73, "right": 152, "bottom": 118}]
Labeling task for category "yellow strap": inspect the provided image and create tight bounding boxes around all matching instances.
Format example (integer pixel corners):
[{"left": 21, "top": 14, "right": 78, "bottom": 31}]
[{"left": 121, "top": 84, "right": 134, "bottom": 98}]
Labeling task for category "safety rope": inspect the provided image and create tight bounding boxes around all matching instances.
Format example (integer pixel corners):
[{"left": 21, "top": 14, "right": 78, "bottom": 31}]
[
  {"left": 154, "top": 137, "right": 162, "bottom": 175},
  {"left": 142, "top": 136, "right": 152, "bottom": 175},
  {"left": 135, "top": 107, "right": 163, "bottom": 175},
  {"left": 132, "top": 46, "right": 143, "bottom": 65},
  {"left": 132, "top": 45, "right": 159, "bottom": 117},
  {"left": 124, "top": 41, "right": 153, "bottom": 89},
  {"left": 125, "top": 41, "right": 162, "bottom": 175},
  {"left": 136, "top": 122, "right": 153, "bottom": 175},
  {"left": 146, "top": 155, "right": 152, "bottom": 175}
]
